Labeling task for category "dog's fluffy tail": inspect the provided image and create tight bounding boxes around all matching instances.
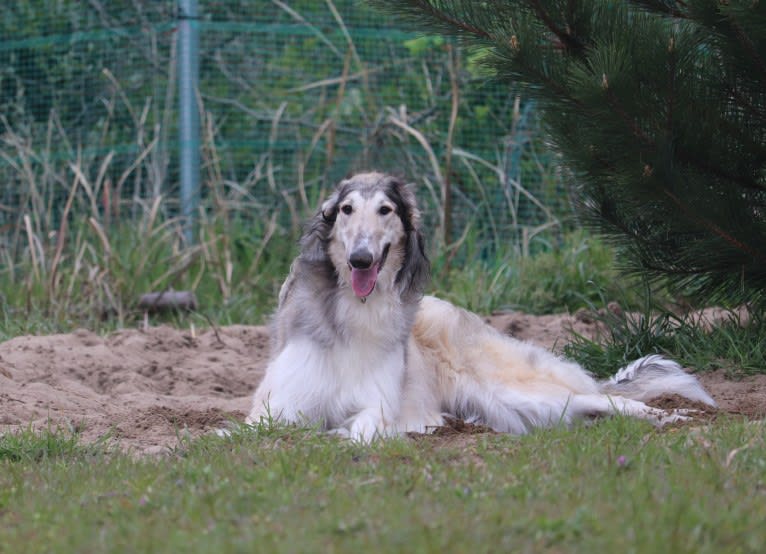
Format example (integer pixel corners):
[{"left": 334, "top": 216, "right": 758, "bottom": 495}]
[{"left": 599, "top": 354, "right": 716, "bottom": 407}]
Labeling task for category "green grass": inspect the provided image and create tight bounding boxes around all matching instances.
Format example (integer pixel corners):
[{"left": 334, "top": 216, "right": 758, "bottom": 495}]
[
  {"left": 0, "top": 426, "right": 98, "bottom": 463},
  {"left": 431, "top": 229, "right": 645, "bottom": 315},
  {"left": 1, "top": 418, "right": 764, "bottom": 553}
]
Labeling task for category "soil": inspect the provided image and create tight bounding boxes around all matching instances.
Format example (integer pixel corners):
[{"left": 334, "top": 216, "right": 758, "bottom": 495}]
[{"left": 1, "top": 311, "right": 764, "bottom": 454}]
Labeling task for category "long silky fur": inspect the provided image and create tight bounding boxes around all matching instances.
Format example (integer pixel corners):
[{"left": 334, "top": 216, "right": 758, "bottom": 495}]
[{"left": 248, "top": 172, "right": 716, "bottom": 442}]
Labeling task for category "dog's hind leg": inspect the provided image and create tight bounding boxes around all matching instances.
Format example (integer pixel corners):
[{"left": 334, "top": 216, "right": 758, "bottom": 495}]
[
  {"left": 564, "top": 394, "right": 692, "bottom": 426},
  {"left": 447, "top": 377, "right": 690, "bottom": 433},
  {"left": 446, "top": 377, "right": 576, "bottom": 433}
]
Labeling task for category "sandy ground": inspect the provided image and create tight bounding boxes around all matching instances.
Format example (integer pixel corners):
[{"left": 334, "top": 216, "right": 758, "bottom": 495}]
[{"left": 1, "top": 311, "right": 764, "bottom": 454}]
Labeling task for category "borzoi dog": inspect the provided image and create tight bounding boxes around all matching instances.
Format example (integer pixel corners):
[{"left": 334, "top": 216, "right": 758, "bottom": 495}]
[{"left": 247, "top": 172, "right": 715, "bottom": 442}]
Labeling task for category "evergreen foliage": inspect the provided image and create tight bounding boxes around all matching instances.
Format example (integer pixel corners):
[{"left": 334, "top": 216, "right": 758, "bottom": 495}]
[{"left": 371, "top": 0, "right": 766, "bottom": 308}]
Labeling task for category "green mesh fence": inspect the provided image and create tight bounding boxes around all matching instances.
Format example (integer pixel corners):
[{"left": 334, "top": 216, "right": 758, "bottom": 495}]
[{"left": 0, "top": 0, "right": 574, "bottom": 255}]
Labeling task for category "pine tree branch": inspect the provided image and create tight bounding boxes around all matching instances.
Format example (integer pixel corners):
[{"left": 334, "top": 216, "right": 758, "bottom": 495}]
[
  {"left": 729, "top": 21, "right": 766, "bottom": 83},
  {"left": 502, "top": 55, "right": 584, "bottom": 111},
  {"left": 527, "top": 0, "right": 585, "bottom": 55},
  {"left": 602, "top": 86, "right": 766, "bottom": 194},
  {"left": 674, "top": 149, "right": 766, "bottom": 193},
  {"left": 380, "top": 0, "right": 492, "bottom": 39},
  {"left": 682, "top": 2, "right": 766, "bottom": 83},
  {"left": 628, "top": 0, "right": 689, "bottom": 19},
  {"left": 660, "top": 187, "right": 766, "bottom": 264},
  {"left": 666, "top": 36, "right": 676, "bottom": 141},
  {"left": 603, "top": 89, "right": 653, "bottom": 146},
  {"left": 729, "top": 86, "right": 766, "bottom": 123}
]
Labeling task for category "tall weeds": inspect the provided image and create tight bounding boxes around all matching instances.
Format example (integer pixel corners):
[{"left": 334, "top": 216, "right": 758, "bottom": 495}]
[{"left": 0, "top": 84, "right": 297, "bottom": 333}]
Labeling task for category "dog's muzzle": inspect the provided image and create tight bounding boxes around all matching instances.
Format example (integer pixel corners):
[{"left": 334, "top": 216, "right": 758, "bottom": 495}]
[{"left": 348, "top": 244, "right": 389, "bottom": 299}]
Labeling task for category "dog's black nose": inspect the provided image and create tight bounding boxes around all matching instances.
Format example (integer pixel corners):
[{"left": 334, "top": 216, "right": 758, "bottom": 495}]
[{"left": 349, "top": 249, "right": 373, "bottom": 269}]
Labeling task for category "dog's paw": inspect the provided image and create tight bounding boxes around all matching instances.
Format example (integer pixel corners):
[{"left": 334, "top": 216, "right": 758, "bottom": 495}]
[
  {"left": 655, "top": 408, "right": 696, "bottom": 426},
  {"left": 326, "top": 427, "right": 352, "bottom": 439},
  {"left": 347, "top": 410, "right": 393, "bottom": 443},
  {"left": 349, "top": 421, "right": 378, "bottom": 443}
]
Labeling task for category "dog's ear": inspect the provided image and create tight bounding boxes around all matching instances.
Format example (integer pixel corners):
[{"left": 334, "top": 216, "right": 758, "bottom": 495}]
[
  {"left": 387, "top": 177, "right": 430, "bottom": 298},
  {"left": 389, "top": 178, "right": 421, "bottom": 234},
  {"left": 399, "top": 226, "right": 430, "bottom": 300},
  {"left": 320, "top": 189, "right": 340, "bottom": 224},
  {"left": 299, "top": 188, "right": 340, "bottom": 264}
]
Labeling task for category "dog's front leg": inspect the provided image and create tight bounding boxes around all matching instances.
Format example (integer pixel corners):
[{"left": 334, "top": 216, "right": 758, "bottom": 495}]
[
  {"left": 344, "top": 350, "right": 405, "bottom": 443},
  {"left": 347, "top": 408, "right": 392, "bottom": 442}
]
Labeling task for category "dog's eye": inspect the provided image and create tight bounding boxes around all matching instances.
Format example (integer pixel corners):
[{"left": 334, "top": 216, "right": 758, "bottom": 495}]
[
  {"left": 340, "top": 205, "right": 353, "bottom": 215},
  {"left": 378, "top": 206, "right": 393, "bottom": 216}
]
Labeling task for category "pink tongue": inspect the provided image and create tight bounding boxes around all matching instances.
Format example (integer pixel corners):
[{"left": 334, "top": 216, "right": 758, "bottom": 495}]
[{"left": 351, "top": 266, "right": 378, "bottom": 297}]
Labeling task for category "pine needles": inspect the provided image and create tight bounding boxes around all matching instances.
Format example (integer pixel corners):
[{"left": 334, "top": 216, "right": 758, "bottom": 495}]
[{"left": 370, "top": 0, "right": 766, "bottom": 310}]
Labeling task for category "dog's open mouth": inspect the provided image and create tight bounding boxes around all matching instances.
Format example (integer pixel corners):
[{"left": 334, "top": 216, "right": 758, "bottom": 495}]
[{"left": 350, "top": 244, "right": 390, "bottom": 298}]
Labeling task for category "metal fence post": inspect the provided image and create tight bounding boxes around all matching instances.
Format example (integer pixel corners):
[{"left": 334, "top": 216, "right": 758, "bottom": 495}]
[{"left": 178, "top": 0, "right": 200, "bottom": 245}]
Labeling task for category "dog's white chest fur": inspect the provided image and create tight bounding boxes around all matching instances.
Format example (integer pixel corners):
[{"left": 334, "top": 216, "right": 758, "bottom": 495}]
[
  {"left": 334, "top": 292, "right": 407, "bottom": 347},
  {"left": 250, "top": 292, "right": 410, "bottom": 439}
]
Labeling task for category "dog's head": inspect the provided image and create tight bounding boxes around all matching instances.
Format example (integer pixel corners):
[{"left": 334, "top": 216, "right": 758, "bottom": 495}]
[{"left": 301, "top": 172, "right": 429, "bottom": 301}]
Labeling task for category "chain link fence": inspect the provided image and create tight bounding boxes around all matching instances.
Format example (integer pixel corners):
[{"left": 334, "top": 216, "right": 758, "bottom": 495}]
[{"left": 1, "top": 0, "right": 574, "bottom": 257}]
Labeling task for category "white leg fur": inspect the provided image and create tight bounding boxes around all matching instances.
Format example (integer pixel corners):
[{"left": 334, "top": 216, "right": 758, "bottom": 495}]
[{"left": 248, "top": 335, "right": 406, "bottom": 442}]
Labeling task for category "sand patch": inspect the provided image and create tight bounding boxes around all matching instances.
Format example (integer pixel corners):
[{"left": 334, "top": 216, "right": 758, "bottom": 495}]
[{"left": 2, "top": 313, "right": 764, "bottom": 453}]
